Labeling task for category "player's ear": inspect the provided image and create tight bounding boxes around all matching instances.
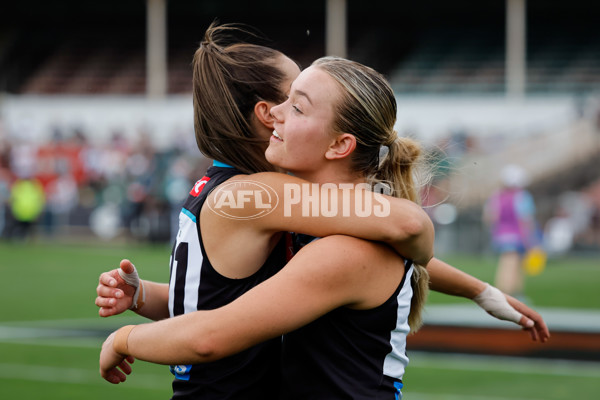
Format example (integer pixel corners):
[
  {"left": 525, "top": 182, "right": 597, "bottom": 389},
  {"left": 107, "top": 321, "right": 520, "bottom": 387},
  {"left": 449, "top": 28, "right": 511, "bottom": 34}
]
[
  {"left": 325, "top": 133, "right": 356, "bottom": 160},
  {"left": 254, "top": 101, "right": 275, "bottom": 129}
]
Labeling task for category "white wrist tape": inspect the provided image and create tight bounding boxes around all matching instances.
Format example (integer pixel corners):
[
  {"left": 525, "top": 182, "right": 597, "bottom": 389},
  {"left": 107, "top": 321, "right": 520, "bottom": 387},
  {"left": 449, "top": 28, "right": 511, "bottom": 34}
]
[
  {"left": 473, "top": 284, "right": 522, "bottom": 323},
  {"left": 118, "top": 265, "right": 146, "bottom": 310}
]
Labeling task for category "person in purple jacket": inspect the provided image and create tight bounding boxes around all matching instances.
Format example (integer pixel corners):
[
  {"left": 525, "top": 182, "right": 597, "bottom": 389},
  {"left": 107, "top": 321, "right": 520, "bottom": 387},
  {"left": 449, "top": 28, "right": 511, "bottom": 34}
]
[{"left": 484, "top": 164, "right": 538, "bottom": 298}]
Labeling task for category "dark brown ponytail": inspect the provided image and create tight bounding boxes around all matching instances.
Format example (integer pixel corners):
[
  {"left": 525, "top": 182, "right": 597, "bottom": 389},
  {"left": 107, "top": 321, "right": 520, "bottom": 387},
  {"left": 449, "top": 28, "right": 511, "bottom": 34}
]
[{"left": 193, "top": 22, "right": 289, "bottom": 173}]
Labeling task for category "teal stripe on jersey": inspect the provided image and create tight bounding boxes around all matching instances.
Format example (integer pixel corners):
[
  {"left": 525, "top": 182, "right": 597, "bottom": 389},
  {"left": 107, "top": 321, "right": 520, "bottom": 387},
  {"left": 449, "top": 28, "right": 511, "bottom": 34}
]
[
  {"left": 181, "top": 207, "right": 196, "bottom": 223},
  {"left": 212, "top": 160, "right": 234, "bottom": 168},
  {"left": 394, "top": 381, "right": 403, "bottom": 400}
]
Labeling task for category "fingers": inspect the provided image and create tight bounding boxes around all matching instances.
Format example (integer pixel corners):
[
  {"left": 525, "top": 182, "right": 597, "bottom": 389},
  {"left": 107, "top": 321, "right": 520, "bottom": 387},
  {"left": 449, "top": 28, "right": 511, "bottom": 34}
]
[
  {"left": 521, "top": 309, "right": 550, "bottom": 343},
  {"left": 96, "top": 282, "right": 124, "bottom": 300},
  {"left": 96, "top": 270, "right": 126, "bottom": 313},
  {"left": 518, "top": 315, "right": 535, "bottom": 329},
  {"left": 96, "top": 295, "right": 117, "bottom": 309},
  {"left": 106, "top": 369, "right": 126, "bottom": 384},
  {"left": 520, "top": 318, "right": 549, "bottom": 343},
  {"left": 518, "top": 316, "right": 539, "bottom": 342},
  {"left": 120, "top": 259, "right": 135, "bottom": 274},
  {"left": 100, "top": 355, "right": 134, "bottom": 384},
  {"left": 95, "top": 294, "right": 125, "bottom": 318},
  {"left": 529, "top": 326, "right": 540, "bottom": 342},
  {"left": 536, "top": 323, "right": 550, "bottom": 343},
  {"left": 99, "top": 270, "right": 120, "bottom": 288},
  {"left": 101, "top": 366, "right": 130, "bottom": 384},
  {"left": 505, "top": 294, "right": 550, "bottom": 343},
  {"left": 118, "top": 359, "right": 133, "bottom": 375},
  {"left": 99, "top": 307, "right": 116, "bottom": 318}
]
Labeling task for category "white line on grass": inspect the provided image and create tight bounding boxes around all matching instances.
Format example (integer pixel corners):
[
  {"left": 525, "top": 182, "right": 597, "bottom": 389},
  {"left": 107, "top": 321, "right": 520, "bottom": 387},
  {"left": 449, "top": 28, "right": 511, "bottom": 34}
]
[
  {"left": 409, "top": 351, "right": 600, "bottom": 378},
  {"left": 0, "top": 317, "right": 139, "bottom": 347},
  {"left": 0, "top": 336, "right": 102, "bottom": 348},
  {"left": 0, "top": 316, "right": 144, "bottom": 329},
  {"left": 0, "top": 326, "right": 103, "bottom": 348},
  {"left": 407, "top": 393, "right": 547, "bottom": 400},
  {"left": 0, "top": 326, "right": 98, "bottom": 339},
  {"left": 0, "top": 362, "right": 168, "bottom": 390}
]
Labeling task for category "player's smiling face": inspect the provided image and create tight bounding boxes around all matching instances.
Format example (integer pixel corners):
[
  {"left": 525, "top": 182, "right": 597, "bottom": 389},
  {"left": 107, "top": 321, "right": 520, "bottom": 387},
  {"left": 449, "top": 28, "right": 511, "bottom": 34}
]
[
  {"left": 266, "top": 66, "right": 341, "bottom": 177},
  {"left": 255, "top": 54, "right": 300, "bottom": 143}
]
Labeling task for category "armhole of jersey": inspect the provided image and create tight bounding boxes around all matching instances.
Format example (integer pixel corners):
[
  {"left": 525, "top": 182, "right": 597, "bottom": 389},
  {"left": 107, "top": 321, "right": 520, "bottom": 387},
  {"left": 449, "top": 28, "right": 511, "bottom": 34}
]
[{"left": 194, "top": 172, "right": 270, "bottom": 282}]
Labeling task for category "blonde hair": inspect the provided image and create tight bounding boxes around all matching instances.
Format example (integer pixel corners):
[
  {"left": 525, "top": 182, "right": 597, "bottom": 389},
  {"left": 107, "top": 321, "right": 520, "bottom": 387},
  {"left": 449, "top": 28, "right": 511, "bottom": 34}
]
[
  {"left": 312, "top": 56, "right": 429, "bottom": 332},
  {"left": 192, "top": 22, "right": 289, "bottom": 174}
]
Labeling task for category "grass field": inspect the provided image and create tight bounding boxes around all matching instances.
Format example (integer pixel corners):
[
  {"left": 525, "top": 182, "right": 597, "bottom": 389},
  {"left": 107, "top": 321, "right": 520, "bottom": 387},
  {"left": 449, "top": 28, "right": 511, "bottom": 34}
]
[{"left": 0, "top": 240, "right": 599, "bottom": 399}]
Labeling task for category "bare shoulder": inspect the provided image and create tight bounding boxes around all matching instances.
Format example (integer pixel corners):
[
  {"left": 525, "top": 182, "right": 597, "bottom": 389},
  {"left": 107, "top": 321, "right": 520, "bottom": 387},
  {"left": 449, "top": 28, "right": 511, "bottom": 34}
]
[
  {"left": 202, "top": 173, "right": 284, "bottom": 221},
  {"left": 202, "top": 172, "right": 310, "bottom": 223},
  {"left": 314, "top": 235, "right": 398, "bottom": 254},
  {"left": 293, "top": 235, "right": 406, "bottom": 309},
  {"left": 231, "top": 172, "right": 309, "bottom": 187},
  {"left": 300, "top": 235, "right": 403, "bottom": 274}
]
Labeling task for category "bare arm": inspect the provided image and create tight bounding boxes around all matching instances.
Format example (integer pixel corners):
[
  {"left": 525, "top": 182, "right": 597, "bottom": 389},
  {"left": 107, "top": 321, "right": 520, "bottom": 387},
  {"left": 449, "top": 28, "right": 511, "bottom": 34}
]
[
  {"left": 428, "top": 257, "right": 486, "bottom": 298},
  {"left": 428, "top": 257, "right": 550, "bottom": 342},
  {"left": 100, "top": 236, "right": 402, "bottom": 380},
  {"left": 206, "top": 172, "right": 434, "bottom": 266}
]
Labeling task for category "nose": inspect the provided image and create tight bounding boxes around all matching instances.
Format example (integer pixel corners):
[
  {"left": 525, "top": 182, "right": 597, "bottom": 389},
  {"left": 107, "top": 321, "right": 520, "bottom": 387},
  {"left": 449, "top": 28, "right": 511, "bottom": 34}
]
[{"left": 270, "top": 102, "right": 283, "bottom": 122}]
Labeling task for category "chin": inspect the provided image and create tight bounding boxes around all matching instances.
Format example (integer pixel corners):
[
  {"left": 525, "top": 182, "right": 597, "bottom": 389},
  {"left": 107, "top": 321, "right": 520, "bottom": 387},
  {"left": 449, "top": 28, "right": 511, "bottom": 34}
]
[
  {"left": 264, "top": 147, "right": 277, "bottom": 164},
  {"left": 265, "top": 152, "right": 286, "bottom": 171}
]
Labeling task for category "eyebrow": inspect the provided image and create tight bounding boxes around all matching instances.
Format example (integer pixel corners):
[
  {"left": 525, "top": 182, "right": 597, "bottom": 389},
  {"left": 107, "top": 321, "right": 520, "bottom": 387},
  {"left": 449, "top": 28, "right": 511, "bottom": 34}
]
[{"left": 293, "top": 89, "right": 313, "bottom": 106}]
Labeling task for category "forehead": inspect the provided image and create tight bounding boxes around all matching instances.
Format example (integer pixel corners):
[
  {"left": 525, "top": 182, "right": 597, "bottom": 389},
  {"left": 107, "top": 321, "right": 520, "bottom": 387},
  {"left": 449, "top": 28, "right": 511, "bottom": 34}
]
[
  {"left": 276, "top": 55, "right": 301, "bottom": 92},
  {"left": 278, "top": 55, "right": 301, "bottom": 77},
  {"left": 292, "top": 66, "right": 340, "bottom": 106}
]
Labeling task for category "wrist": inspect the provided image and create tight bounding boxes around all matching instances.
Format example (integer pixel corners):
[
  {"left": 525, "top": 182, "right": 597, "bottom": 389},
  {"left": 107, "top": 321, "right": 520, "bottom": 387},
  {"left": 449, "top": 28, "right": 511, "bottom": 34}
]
[
  {"left": 470, "top": 281, "right": 489, "bottom": 299},
  {"left": 472, "top": 284, "right": 522, "bottom": 323},
  {"left": 113, "top": 325, "right": 136, "bottom": 356},
  {"left": 472, "top": 283, "right": 492, "bottom": 303},
  {"left": 131, "top": 280, "right": 146, "bottom": 311}
]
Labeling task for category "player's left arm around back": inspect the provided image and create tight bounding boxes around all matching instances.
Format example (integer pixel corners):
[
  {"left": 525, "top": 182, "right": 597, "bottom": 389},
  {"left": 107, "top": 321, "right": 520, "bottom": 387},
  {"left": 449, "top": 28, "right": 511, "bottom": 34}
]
[
  {"left": 427, "top": 257, "right": 549, "bottom": 342},
  {"left": 99, "top": 235, "right": 400, "bottom": 382}
]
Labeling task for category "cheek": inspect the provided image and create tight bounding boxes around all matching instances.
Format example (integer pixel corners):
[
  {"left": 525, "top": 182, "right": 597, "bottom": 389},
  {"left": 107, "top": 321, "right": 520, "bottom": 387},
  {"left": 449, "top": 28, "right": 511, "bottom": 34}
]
[{"left": 289, "top": 137, "right": 328, "bottom": 167}]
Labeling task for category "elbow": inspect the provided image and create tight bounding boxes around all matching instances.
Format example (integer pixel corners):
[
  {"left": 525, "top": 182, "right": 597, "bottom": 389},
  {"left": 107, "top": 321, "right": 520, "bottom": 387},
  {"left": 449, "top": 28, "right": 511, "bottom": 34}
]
[
  {"left": 407, "top": 212, "right": 432, "bottom": 240},
  {"left": 412, "top": 217, "right": 435, "bottom": 265},
  {"left": 422, "top": 215, "right": 435, "bottom": 260},
  {"left": 190, "top": 334, "right": 224, "bottom": 363},
  {"left": 399, "top": 207, "right": 433, "bottom": 241},
  {"left": 391, "top": 209, "right": 435, "bottom": 266}
]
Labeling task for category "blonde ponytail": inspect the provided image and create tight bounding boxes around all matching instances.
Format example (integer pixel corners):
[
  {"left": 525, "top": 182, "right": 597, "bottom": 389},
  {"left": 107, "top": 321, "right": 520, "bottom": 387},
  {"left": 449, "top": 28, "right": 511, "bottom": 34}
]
[
  {"left": 380, "top": 135, "right": 429, "bottom": 333},
  {"left": 377, "top": 135, "right": 422, "bottom": 204},
  {"left": 408, "top": 261, "right": 429, "bottom": 333}
]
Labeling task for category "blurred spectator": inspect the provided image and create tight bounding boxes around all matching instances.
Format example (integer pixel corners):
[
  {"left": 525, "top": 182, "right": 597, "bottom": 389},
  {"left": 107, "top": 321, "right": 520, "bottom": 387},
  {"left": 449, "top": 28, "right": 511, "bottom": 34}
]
[
  {"left": 124, "top": 130, "right": 159, "bottom": 239},
  {"left": 43, "top": 167, "right": 79, "bottom": 234},
  {"left": 546, "top": 184, "right": 600, "bottom": 253},
  {"left": 543, "top": 207, "right": 574, "bottom": 256},
  {"left": 483, "top": 164, "right": 539, "bottom": 299},
  {"left": 164, "top": 153, "right": 195, "bottom": 242},
  {"left": 8, "top": 175, "right": 46, "bottom": 240},
  {"left": 0, "top": 138, "right": 12, "bottom": 237}
]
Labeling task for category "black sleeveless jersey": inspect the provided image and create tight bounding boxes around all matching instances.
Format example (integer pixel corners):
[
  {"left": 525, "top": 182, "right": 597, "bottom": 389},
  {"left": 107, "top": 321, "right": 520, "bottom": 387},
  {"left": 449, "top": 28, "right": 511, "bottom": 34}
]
[
  {"left": 168, "top": 165, "right": 286, "bottom": 400},
  {"left": 281, "top": 234, "right": 413, "bottom": 400}
]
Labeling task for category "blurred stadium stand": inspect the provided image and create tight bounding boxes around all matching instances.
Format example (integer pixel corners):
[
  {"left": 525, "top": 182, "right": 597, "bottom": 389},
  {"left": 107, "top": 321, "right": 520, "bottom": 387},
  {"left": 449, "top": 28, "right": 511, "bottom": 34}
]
[
  {"left": 390, "top": 27, "right": 600, "bottom": 95},
  {"left": 0, "top": 0, "right": 599, "bottom": 251},
  {"left": 1, "top": 1, "right": 598, "bottom": 96}
]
